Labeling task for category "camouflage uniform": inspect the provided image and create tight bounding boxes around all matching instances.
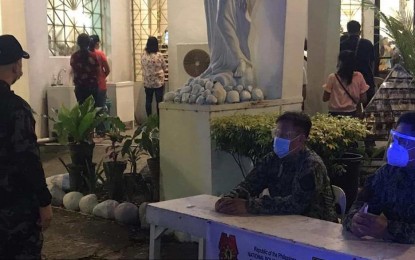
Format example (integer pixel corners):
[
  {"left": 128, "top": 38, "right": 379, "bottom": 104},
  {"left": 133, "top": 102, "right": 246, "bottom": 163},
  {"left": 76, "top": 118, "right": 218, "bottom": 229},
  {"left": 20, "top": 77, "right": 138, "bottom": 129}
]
[
  {"left": 224, "top": 148, "right": 338, "bottom": 222},
  {"left": 343, "top": 165, "right": 415, "bottom": 244},
  {"left": 0, "top": 80, "right": 51, "bottom": 259}
]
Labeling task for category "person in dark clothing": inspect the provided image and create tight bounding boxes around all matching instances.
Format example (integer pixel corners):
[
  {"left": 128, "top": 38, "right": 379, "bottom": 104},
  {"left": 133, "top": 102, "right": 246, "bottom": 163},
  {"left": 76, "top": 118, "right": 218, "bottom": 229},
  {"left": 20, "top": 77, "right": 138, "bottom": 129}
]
[
  {"left": 340, "top": 20, "right": 376, "bottom": 105},
  {"left": 343, "top": 112, "right": 415, "bottom": 244},
  {"left": 70, "top": 33, "right": 99, "bottom": 105},
  {"left": 0, "top": 35, "right": 52, "bottom": 259},
  {"left": 215, "top": 112, "right": 337, "bottom": 222}
]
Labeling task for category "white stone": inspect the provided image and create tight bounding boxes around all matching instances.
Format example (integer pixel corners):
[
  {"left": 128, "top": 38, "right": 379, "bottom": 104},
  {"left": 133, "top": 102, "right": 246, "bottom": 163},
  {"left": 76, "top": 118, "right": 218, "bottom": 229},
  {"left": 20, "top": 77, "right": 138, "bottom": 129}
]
[
  {"left": 163, "top": 92, "right": 176, "bottom": 102},
  {"left": 114, "top": 202, "right": 139, "bottom": 225},
  {"left": 92, "top": 200, "right": 120, "bottom": 219},
  {"left": 196, "top": 96, "right": 205, "bottom": 105},
  {"left": 191, "top": 84, "right": 203, "bottom": 95},
  {"left": 79, "top": 194, "right": 98, "bottom": 215},
  {"left": 205, "top": 81, "right": 214, "bottom": 91},
  {"left": 181, "top": 93, "right": 190, "bottom": 103},
  {"left": 245, "top": 85, "right": 254, "bottom": 93},
  {"left": 61, "top": 173, "right": 70, "bottom": 191},
  {"left": 224, "top": 85, "right": 233, "bottom": 92},
  {"left": 174, "top": 94, "right": 182, "bottom": 103},
  {"left": 180, "top": 85, "right": 192, "bottom": 94},
  {"left": 240, "top": 90, "right": 252, "bottom": 102},
  {"left": 46, "top": 173, "right": 70, "bottom": 192},
  {"left": 63, "top": 192, "right": 83, "bottom": 211},
  {"left": 206, "top": 95, "right": 218, "bottom": 105},
  {"left": 189, "top": 95, "right": 197, "bottom": 104},
  {"left": 252, "top": 88, "right": 264, "bottom": 101},
  {"left": 235, "top": 84, "right": 244, "bottom": 93},
  {"left": 212, "top": 82, "right": 226, "bottom": 104},
  {"left": 202, "top": 89, "right": 211, "bottom": 98},
  {"left": 187, "top": 77, "right": 195, "bottom": 85},
  {"left": 48, "top": 184, "right": 65, "bottom": 206},
  {"left": 139, "top": 202, "right": 150, "bottom": 229},
  {"left": 226, "top": 90, "right": 240, "bottom": 103}
]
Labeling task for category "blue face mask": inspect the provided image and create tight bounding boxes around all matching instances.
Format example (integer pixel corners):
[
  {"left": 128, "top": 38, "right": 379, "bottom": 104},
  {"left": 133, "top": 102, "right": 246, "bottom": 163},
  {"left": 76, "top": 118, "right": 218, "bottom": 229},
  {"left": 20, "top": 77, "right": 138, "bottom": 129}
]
[
  {"left": 273, "top": 135, "right": 300, "bottom": 158},
  {"left": 387, "top": 130, "right": 415, "bottom": 167},
  {"left": 273, "top": 137, "right": 290, "bottom": 158}
]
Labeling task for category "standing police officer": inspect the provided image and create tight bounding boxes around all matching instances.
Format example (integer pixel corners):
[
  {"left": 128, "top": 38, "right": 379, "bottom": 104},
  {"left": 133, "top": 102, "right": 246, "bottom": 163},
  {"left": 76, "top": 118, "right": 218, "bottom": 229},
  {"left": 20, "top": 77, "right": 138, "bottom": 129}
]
[{"left": 0, "top": 35, "right": 52, "bottom": 259}]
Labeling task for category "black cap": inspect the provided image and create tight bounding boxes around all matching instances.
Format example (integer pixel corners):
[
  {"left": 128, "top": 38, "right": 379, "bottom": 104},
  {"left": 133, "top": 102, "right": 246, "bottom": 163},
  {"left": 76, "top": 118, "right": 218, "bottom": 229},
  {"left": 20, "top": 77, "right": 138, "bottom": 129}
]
[{"left": 0, "top": 35, "right": 30, "bottom": 65}]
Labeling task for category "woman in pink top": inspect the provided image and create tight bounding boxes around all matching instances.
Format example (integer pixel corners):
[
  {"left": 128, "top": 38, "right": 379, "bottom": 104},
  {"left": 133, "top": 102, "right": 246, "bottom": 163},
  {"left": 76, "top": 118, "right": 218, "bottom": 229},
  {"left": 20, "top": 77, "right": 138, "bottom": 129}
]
[{"left": 323, "top": 50, "right": 369, "bottom": 117}]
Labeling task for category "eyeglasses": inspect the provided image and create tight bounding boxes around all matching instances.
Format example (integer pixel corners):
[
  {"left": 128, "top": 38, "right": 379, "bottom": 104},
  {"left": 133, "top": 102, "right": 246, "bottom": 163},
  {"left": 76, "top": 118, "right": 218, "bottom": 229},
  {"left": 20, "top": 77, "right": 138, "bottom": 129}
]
[
  {"left": 271, "top": 128, "right": 299, "bottom": 140},
  {"left": 389, "top": 130, "right": 415, "bottom": 149}
]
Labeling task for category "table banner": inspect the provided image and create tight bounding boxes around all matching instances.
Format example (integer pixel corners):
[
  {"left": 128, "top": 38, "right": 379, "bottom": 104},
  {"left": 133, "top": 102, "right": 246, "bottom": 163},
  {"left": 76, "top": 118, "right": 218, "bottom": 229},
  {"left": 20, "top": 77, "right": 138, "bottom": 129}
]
[{"left": 206, "top": 221, "right": 367, "bottom": 260}]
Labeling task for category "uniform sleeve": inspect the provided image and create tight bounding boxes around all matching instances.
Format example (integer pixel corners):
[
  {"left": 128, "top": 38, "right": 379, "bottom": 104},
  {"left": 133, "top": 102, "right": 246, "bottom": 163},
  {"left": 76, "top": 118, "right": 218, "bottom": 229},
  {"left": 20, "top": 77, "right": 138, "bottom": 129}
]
[
  {"left": 323, "top": 73, "right": 334, "bottom": 93},
  {"left": 387, "top": 220, "right": 415, "bottom": 244},
  {"left": 247, "top": 158, "right": 324, "bottom": 215},
  {"left": 223, "top": 155, "right": 272, "bottom": 200},
  {"left": 11, "top": 108, "right": 51, "bottom": 207}
]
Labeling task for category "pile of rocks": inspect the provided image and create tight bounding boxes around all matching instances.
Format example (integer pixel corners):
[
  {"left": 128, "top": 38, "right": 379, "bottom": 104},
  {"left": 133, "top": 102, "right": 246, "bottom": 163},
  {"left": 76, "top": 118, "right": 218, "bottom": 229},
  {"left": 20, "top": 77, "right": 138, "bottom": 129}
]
[
  {"left": 46, "top": 173, "right": 140, "bottom": 225},
  {"left": 164, "top": 78, "right": 264, "bottom": 105}
]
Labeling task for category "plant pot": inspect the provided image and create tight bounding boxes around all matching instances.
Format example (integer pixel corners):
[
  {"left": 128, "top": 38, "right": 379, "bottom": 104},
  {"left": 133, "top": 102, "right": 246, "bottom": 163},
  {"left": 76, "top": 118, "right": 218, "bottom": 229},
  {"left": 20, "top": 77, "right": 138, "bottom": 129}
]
[
  {"left": 124, "top": 173, "right": 152, "bottom": 203},
  {"left": 331, "top": 152, "right": 363, "bottom": 212},
  {"left": 103, "top": 161, "right": 127, "bottom": 202},
  {"left": 67, "top": 163, "right": 96, "bottom": 193},
  {"left": 69, "top": 142, "right": 95, "bottom": 166},
  {"left": 147, "top": 158, "right": 160, "bottom": 202}
]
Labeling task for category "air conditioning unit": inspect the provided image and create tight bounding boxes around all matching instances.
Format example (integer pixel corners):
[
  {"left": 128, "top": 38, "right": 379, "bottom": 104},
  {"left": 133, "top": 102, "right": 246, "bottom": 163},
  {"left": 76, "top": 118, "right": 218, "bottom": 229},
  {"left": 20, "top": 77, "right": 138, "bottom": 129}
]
[{"left": 176, "top": 43, "right": 210, "bottom": 87}]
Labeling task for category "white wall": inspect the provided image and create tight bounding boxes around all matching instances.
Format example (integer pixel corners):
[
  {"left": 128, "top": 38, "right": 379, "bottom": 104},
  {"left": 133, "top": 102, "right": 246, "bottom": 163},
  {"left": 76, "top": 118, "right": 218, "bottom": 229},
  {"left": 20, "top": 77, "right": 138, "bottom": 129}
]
[
  {"left": 0, "top": 0, "right": 133, "bottom": 137},
  {"left": 167, "top": 0, "right": 207, "bottom": 91},
  {"left": 1, "top": 0, "right": 29, "bottom": 102},
  {"left": 107, "top": 0, "right": 133, "bottom": 83},
  {"left": 305, "top": 0, "right": 340, "bottom": 115}
]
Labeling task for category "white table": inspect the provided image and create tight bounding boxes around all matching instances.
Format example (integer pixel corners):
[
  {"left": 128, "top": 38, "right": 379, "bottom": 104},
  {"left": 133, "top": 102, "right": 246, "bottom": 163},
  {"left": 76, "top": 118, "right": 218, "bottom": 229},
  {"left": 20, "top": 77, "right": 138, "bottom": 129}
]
[{"left": 146, "top": 195, "right": 415, "bottom": 260}]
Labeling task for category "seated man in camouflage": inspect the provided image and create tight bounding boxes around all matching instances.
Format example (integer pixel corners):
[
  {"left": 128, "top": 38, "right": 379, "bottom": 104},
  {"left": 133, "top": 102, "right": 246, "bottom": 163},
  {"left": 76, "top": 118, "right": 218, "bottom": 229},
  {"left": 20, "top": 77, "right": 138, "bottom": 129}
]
[
  {"left": 343, "top": 111, "right": 415, "bottom": 243},
  {"left": 215, "top": 111, "right": 338, "bottom": 222}
]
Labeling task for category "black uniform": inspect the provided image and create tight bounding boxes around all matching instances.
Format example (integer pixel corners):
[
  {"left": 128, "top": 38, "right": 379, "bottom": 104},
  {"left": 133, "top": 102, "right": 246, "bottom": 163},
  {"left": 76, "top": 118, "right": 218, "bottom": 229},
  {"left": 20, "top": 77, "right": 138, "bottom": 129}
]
[{"left": 0, "top": 80, "right": 51, "bottom": 259}]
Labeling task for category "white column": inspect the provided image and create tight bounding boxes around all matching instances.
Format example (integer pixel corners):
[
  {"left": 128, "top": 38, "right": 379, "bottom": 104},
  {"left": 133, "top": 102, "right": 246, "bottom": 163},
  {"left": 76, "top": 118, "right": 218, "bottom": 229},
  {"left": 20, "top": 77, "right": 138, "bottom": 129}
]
[
  {"left": 305, "top": 0, "right": 340, "bottom": 115},
  {"left": 0, "top": 0, "right": 29, "bottom": 102},
  {"left": 362, "top": 0, "right": 375, "bottom": 43},
  {"left": 250, "top": 0, "right": 307, "bottom": 100}
]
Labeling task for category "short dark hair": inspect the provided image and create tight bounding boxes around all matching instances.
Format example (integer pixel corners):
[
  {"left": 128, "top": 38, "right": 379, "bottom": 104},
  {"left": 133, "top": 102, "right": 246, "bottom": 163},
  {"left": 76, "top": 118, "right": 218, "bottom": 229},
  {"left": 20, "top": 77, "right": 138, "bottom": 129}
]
[
  {"left": 77, "top": 33, "right": 90, "bottom": 50},
  {"left": 89, "top": 35, "right": 100, "bottom": 51},
  {"left": 276, "top": 112, "right": 312, "bottom": 138},
  {"left": 347, "top": 20, "right": 361, "bottom": 34},
  {"left": 145, "top": 36, "right": 159, "bottom": 54},
  {"left": 397, "top": 111, "right": 415, "bottom": 134}
]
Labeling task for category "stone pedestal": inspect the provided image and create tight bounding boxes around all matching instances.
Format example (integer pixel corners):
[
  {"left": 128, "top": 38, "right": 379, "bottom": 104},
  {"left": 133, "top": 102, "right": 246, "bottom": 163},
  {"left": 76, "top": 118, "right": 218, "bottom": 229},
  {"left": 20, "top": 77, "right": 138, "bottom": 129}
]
[{"left": 159, "top": 98, "right": 302, "bottom": 200}]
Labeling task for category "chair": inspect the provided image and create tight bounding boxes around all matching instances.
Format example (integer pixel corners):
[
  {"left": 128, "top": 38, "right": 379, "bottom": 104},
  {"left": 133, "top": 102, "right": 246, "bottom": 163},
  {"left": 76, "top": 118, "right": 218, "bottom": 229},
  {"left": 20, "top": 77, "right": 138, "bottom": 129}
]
[{"left": 332, "top": 185, "right": 346, "bottom": 223}]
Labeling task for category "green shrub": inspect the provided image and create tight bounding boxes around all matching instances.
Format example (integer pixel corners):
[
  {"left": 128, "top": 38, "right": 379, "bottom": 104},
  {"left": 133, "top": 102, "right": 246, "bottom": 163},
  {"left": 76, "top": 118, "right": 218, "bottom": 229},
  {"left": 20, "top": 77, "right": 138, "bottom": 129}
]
[{"left": 211, "top": 113, "right": 370, "bottom": 178}]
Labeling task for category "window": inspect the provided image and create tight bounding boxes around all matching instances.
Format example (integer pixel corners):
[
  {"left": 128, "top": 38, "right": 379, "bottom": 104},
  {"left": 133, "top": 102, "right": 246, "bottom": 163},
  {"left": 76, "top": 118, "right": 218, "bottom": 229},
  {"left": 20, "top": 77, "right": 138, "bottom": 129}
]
[
  {"left": 132, "top": 0, "right": 168, "bottom": 81},
  {"left": 341, "top": 0, "right": 363, "bottom": 34},
  {"left": 47, "top": 0, "right": 103, "bottom": 56}
]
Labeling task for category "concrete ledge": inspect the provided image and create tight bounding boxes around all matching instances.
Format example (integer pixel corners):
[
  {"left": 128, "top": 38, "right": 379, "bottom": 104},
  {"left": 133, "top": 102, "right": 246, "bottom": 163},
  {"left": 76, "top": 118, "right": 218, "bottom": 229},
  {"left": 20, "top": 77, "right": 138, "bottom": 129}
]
[{"left": 159, "top": 97, "right": 303, "bottom": 112}]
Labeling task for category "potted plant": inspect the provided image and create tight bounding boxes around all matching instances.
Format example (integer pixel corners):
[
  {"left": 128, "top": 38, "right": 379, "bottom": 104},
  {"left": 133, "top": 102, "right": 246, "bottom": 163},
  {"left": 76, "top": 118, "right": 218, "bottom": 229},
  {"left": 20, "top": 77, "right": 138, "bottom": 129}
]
[
  {"left": 103, "top": 117, "right": 127, "bottom": 201},
  {"left": 364, "top": 2, "right": 415, "bottom": 77},
  {"left": 210, "top": 113, "right": 277, "bottom": 177},
  {"left": 52, "top": 96, "right": 107, "bottom": 166},
  {"left": 122, "top": 114, "right": 160, "bottom": 201},
  {"left": 50, "top": 96, "right": 109, "bottom": 192}
]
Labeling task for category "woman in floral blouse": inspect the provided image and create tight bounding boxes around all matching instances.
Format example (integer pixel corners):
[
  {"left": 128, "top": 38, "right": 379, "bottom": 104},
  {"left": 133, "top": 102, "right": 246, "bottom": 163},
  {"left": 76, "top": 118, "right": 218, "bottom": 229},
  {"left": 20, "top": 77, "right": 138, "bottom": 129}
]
[{"left": 141, "top": 36, "right": 167, "bottom": 116}]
